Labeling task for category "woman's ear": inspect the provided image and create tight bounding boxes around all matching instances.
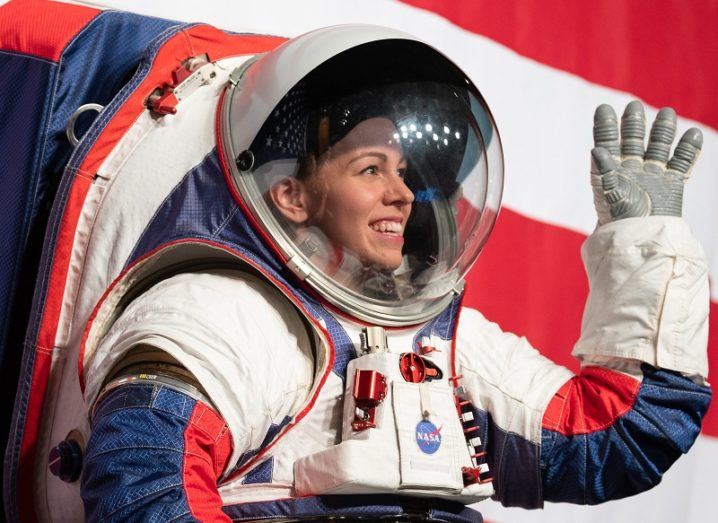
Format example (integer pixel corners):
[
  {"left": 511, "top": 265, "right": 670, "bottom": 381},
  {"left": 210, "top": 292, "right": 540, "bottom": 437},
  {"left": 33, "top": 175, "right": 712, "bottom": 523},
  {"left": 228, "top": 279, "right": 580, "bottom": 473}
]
[{"left": 269, "top": 177, "right": 309, "bottom": 224}]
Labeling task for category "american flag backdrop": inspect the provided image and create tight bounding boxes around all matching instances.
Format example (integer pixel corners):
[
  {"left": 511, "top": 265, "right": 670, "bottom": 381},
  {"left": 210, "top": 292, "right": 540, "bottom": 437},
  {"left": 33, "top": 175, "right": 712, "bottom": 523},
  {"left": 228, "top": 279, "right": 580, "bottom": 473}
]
[{"left": 52, "top": 1, "right": 718, "bottom": 521}]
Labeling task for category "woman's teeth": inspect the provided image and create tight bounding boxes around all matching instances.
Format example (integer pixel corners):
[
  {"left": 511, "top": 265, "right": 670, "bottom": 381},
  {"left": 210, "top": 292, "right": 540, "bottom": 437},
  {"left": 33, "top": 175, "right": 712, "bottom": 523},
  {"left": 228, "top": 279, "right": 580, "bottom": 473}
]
[{"left": 370, "top": 221, "right": 402, "bottom": 234}]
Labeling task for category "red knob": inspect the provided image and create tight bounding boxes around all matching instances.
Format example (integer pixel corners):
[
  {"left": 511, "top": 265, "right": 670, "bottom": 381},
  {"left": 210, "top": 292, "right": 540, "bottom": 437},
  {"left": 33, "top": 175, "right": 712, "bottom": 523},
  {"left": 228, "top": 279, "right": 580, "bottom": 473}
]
[{"left": 399, "top": 352, "right": 426, "bottom": 383}]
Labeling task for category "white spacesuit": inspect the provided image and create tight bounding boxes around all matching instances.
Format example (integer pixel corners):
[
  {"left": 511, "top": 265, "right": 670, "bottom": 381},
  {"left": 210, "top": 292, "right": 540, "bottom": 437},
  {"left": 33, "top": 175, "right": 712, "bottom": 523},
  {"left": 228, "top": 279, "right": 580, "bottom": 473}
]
[{"left": 9, "top": 23, "right": 709, "bottom": 523}]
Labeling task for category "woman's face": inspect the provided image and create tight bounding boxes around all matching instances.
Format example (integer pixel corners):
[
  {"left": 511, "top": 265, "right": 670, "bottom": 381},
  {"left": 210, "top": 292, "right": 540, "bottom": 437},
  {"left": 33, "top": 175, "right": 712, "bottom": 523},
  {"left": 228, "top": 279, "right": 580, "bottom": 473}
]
[{"left": 301, "top": 117, "right": 414, "bottom": 270}]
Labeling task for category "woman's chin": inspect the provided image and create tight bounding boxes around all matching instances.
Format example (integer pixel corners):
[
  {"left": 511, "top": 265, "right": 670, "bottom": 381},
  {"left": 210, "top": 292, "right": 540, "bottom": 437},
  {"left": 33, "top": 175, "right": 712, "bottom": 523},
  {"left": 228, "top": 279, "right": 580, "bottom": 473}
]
[{"left": 362, "top": 254, "right": 403, "bottom": 272}]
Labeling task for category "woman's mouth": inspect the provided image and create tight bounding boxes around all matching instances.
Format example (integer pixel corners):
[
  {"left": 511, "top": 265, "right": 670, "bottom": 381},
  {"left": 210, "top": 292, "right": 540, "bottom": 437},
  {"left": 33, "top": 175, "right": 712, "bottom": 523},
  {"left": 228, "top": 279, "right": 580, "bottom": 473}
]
[{"left": 369, "top": 220, "right": 404, "bottom": 240}]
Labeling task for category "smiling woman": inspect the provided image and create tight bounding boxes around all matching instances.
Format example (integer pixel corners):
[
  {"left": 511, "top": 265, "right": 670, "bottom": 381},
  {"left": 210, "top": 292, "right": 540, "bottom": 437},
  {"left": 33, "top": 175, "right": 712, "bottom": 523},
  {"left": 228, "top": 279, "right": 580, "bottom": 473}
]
[
  {"left": 271, "top": 117, "right": 414, "bottom": 272},
  {"left": 228, "top": 36, "right": 505, "bottom": 323}
]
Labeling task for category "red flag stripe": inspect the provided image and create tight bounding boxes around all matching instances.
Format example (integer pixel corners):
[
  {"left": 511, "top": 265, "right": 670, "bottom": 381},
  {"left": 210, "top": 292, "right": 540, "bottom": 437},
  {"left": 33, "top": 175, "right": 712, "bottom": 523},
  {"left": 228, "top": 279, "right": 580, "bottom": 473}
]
[
  {"left": 464, "top": 207, "right": 718, "bottom": 437},
  {"left": 401, "top": 0, "right": 718, "bottom": 131}
]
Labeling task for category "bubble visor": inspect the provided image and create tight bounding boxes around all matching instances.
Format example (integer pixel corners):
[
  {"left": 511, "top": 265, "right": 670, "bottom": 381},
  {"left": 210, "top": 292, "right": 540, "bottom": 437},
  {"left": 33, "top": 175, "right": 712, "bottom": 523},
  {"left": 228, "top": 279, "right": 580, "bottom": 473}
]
[{"left": 219, "top": 25, "right": 503, "bottom": 326}]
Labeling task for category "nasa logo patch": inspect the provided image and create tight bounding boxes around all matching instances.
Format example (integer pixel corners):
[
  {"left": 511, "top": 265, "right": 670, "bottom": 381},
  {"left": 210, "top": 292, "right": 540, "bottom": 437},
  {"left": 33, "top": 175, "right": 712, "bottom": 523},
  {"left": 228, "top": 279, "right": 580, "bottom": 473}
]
[{"left": 415, "top": 420, "right": 442, "bottom": 454}]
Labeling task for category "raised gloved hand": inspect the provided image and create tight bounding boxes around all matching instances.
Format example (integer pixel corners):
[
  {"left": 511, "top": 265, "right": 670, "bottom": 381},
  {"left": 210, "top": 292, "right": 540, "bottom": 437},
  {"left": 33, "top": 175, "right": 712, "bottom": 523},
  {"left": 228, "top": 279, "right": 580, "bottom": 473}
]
[{"left": 590, "top": 100, "right": 703, "bottom": 225}]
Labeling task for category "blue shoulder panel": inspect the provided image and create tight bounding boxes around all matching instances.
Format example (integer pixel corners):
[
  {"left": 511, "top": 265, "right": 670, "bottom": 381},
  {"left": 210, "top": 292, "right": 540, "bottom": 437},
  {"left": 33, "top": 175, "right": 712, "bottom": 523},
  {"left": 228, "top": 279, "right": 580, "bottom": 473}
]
[{"left": 82, "top": 383, "right": 198, "bottom": 522}]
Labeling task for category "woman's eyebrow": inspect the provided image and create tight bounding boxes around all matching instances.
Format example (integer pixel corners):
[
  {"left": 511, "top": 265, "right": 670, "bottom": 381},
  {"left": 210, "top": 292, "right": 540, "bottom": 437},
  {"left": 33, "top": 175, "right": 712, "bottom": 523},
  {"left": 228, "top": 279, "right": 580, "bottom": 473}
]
[{"left": 347, "top": 151, "right": 407, "bottom": 165}]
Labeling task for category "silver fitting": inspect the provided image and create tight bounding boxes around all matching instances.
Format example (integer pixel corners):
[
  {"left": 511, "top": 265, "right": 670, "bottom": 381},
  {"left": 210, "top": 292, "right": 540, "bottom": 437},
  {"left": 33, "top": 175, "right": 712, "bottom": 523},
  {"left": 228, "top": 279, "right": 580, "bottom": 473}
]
[{"left": 359, "top": 326, "right": 388, "bottom": 354}]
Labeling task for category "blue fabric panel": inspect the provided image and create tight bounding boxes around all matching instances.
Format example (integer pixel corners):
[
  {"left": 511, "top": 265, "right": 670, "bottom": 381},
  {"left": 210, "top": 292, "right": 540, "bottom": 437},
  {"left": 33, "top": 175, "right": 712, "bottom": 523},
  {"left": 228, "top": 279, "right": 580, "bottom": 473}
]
[
  {"left": 222, "top": 494, "right": 481, "bottom": 522},
  {"left": 242, "top": 457, "right": 274, "bottom": 485},
  {"left": 230, "top": 415, "right": 292, "bottom": 475},
  {"left": 468, "top": 407, "right": 542, "bottom": 509},
  {"left": 1, "top": 11, "right": 177, "bottom": 358},
  {"left": 540, "top": 364, "right": 711, "bottom": 505},
  {"left": 82, "top": 383, "right": 199, "bottom": 522},
  {"left": 0, "top": 52, "right": 55, "bottom": 365},
  {"left": 128, "top": 151, "right": 242, "bottom": 260},
  {"left": 37, "top": 11, "right": 177, "bottom": 214},
  {"left": 128, "top": 149, "right": 358, "bottom": 383},
  {"left": 0, "top": 53, "right": 57, "bottom": 503},
  {"left": 427, "top": 293, "right": 462, "bottom": 340},
  {"left": 412, "top": 293, "right": 462, "bottom": 352}
]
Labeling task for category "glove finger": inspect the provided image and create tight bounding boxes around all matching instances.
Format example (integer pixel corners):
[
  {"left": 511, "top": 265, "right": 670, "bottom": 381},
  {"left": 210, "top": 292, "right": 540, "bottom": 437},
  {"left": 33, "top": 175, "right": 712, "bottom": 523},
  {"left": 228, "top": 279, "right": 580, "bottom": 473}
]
[
  {"left": 620, "top": 100, "right": 646, "bottom": 157},
  {"left": 593, "top": 104, "right": 619, "bottom": 156},
  {"left": 605, "top": 177, "right": 651, "bottom": 218},
  {"left": 602, "top": 174, "right": 627, "bottom": 203},
  {"left": 645, "top": 107, "right": 677, "bottom": 163},
  {"left": 667, "top": 127, "right": 703, "bottom": 176},
  {"left": 591, "top": 147, "right": 617, "bottom": 175}
]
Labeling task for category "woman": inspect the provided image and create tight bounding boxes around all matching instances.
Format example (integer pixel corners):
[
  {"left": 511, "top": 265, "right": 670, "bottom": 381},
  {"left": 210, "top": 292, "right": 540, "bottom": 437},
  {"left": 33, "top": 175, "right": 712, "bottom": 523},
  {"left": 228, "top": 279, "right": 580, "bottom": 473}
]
[{"left": 79, "top": 26, "right": 710, "bottom": 522}]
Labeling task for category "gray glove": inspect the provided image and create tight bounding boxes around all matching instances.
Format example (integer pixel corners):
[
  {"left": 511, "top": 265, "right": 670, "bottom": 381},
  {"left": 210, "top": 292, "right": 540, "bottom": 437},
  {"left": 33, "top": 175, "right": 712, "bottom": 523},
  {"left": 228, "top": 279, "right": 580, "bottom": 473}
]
[{"left": 591, "top": 100, "right": 703, "bottom": 225}]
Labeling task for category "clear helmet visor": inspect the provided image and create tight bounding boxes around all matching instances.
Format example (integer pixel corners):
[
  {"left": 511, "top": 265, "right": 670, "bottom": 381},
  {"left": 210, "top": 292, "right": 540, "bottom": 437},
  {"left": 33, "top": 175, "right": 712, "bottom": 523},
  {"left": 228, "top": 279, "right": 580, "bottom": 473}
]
[{"left": 228, "top": 36, "right": 503, "bottom": 325}]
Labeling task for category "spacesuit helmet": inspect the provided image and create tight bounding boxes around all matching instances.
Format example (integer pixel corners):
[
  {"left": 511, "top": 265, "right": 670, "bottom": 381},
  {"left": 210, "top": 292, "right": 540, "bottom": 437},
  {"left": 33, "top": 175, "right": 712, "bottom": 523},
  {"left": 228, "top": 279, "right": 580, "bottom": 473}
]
[{"left": 221, "top": 25, "right": 503, "bottom": 326}]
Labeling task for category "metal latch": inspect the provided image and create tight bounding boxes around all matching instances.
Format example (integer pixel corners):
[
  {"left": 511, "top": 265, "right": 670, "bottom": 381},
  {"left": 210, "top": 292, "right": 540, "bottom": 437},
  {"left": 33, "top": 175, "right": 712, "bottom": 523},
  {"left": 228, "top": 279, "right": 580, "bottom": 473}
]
[{"left": 147, "top": 53, "right": 216, "bottom": 116}]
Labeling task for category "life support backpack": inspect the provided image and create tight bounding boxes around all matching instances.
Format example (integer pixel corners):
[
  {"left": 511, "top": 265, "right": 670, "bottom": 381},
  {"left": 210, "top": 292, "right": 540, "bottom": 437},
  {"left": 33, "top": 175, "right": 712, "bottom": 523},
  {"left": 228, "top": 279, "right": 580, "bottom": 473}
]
[
  {"left": 0, "top": 2, "right": 176, "bottom": 482},
  {"left": 0, "top": 3, "right": 286, "bottom": 520}
]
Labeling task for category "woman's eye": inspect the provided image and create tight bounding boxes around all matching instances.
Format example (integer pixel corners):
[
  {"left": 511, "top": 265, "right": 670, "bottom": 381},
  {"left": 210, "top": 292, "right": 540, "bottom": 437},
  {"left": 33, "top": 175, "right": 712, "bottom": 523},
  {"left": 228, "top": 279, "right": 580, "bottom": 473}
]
[
  {"left": 397, "top": 167, "right": 407, "bottom": 178},
  {"left": 360, "top": 165, "right": 379, "bottom": 175}
]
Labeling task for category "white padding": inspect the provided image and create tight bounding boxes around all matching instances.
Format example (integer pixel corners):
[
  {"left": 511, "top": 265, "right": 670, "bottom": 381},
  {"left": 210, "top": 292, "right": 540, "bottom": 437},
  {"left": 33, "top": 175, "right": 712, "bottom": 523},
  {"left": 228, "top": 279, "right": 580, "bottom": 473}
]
[
  {"left": 455, "top": 309, "right": 574, "bottom": 444},
  {"left": 575, "top": 216, "right": 709, "bottom": 380},
  {"left": 294, "top": 438, "right": 401, "bottom": 495},
  {"left": 393, "top": 382, "right": 465, "bottom": 491},
  {"left": 85, "top": 270, "right": 314, "bottom": 471}
]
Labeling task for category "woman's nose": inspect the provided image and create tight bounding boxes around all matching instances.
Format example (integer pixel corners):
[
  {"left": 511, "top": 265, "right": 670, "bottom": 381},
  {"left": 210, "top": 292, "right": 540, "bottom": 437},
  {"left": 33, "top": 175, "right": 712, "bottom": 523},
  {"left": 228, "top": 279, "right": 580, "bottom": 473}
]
[{"left": 385, "top": 174, "right": 414, "bottom": 205}]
